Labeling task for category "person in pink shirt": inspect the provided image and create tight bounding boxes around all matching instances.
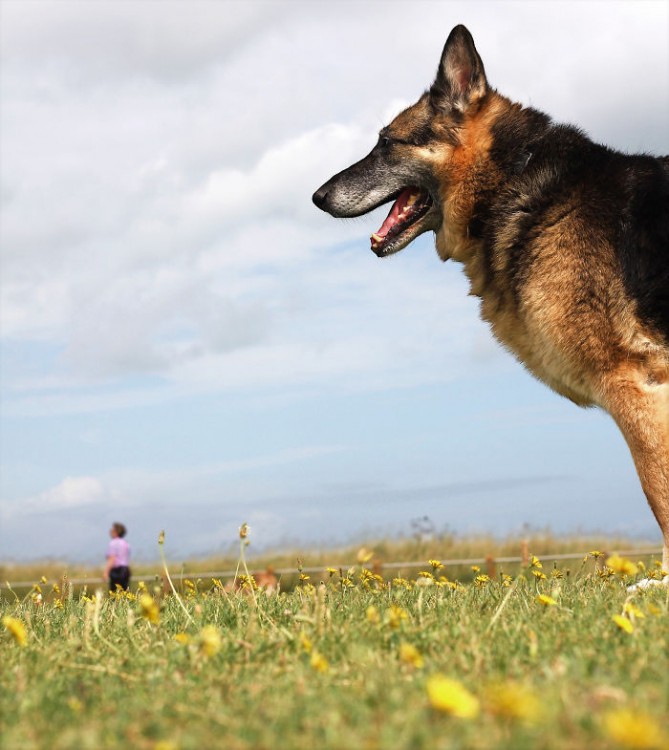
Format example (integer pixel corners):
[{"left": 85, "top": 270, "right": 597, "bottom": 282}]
[{"left": 104, "top": 522, "right": 131, "bottom": 592}]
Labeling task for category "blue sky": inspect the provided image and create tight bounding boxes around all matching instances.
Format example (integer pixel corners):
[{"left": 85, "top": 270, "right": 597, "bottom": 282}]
[{"left": 1, "top": 1, "right": 667, "bottom": 562}]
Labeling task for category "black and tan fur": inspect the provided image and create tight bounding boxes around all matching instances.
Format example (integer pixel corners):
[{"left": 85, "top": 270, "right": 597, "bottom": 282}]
[{"left": 313, "top": 25, "right": 669, "bottom": 582}]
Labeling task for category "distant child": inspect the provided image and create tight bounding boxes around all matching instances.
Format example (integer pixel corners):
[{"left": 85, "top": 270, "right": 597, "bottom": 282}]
[{"left": 105, "top": 522, "right": 131, "bottom": 592}]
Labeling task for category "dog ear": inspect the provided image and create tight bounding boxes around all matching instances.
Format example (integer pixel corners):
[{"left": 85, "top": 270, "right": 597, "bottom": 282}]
[{"left": 431, "top": 25, "right": 487, "bottom": 111}]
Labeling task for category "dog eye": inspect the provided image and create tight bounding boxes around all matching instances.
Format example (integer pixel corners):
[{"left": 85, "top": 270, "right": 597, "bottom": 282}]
[{"left": 379, "top": 136, "right": 392, "bottom": 148}]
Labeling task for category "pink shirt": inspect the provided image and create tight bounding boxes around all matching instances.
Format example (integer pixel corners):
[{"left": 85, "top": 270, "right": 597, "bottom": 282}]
[{"left": 107, "top": 537, "right": 130, "bottom": 567}]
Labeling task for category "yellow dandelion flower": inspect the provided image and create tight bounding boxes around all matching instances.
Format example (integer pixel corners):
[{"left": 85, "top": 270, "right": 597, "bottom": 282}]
[
  {"left": 427, "top": 675, "right": 479, "bottom": 718},
  {"left": 174, "top": 633, "right": 191, "bottom": 645},
  {"left": 623, "top": 602, "right": 645, "bottom": 620},
  {"left": 366, "top": 605, "right": 380, "bottom": 625},
  {"left": 2, "top": 616, "right": 27, "bottom": 647},
  {"left": 310, "top": 650, "right": 329, "bottom": 673},
  {"left": 40, "top": 576, "right": 48, "bottom": 584},
  {"left": 429, "top": 559, "right": 444, "bottom": 571},
  {"left": 357, "top": 547, "right": 373, "bottom": 564},
  {"left": 139, "top": 594, "right": 160, "bottom": 625},
  {"left": 54, "top": 598, "right": 64, "bottom": 609},
  {"left": 530, "top": 555, "right": 542, "bottom": 569},
  {"left": 532, "top": 570, "right": 547, "bottom": 580},
  {"left": 299, "top": 632, "right": 313, "bottom": 653},
  {"left": 359, "top": 568, "right": 373, "bottom": 585},
  {"left": 198, "top": 625, "right": 221, "bottom": 657},
  {"left": 399, "top": 642, "right": 424, "bottom": 669},
  {"left": 612, "top": 614, "right": 634, "bottom": 634},
  {"left": 485, "top": 682, "right": 543, "bottom": 723},
  {"left": 606, "top": 555, "right": 638, "bottom": 577},
  {"left": 387, "top": 604, "right": 409, "bottom": 630},
  {"left": 603, "top": 708, "right": 667, "bottom": 749},
  {"left": 154, "top": 741, "right": 179, "bottom": 750},
  {"left": 67, "top": 697, "right": 83, "bottom": 713},
  {"left": 536, "top": 594, "right": 557, "bottom": 607},
  {"left": 326, "top": 567, "right": 338, "bottom": 577},
  {"left": 589, "top": 550, "right": 604, "bottom": 559},
  {"left": 646, "top": 604, "right": 662, "bottom": 617},
  {"left": 392, "top": 577, "right": 411, "bottom": 589},
  {"left": 238, "top": 574, "right": 257, "bottom": 590},
  {"left": 474, "top": 574, "right": 490, "bottom": 586},
  {"left": 471, "top": 565, "right": 481, "bottom": 573}
]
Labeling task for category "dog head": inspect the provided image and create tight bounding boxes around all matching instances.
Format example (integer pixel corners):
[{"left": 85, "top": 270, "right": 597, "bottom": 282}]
[{"left": 312, "top": 25, "right": 491, "bottom": 258}]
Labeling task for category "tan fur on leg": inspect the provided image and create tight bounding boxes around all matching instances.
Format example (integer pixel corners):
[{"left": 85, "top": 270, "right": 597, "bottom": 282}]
[{"left": 601, "top": 369, "right": 669, "bottom": 589}]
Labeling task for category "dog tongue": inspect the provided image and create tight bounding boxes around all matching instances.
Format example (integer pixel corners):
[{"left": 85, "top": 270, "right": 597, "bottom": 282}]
[{"left": 372, "top": 188, "right": 418, "bottom": 242}]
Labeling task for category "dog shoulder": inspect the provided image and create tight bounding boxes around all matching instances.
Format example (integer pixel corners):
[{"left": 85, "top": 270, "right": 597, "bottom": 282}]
[
  {"left": 482, "top": 112, "right": 668, "bottom": 347},
  {"left": 614, "top": 152, "right": 669, "bottom": 343}
]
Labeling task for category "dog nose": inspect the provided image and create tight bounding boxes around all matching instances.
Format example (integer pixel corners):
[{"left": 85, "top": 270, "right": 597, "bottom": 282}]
[{"left": 312, "top": 185, "right": 329, "bottom": 209}]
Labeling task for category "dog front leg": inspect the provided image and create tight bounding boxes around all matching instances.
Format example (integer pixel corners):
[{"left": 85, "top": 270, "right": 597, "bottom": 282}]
[{"left": 601, "top": 371, "right": 669, "bottom": 588}]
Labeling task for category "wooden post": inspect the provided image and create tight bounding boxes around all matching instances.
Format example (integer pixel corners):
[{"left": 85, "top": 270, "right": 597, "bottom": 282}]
[{"left": 486, "top": 554, "right": 496, "bottom": 579}]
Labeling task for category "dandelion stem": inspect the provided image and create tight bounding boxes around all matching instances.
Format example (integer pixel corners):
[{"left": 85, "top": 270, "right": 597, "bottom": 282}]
[
  {"left": 486, "top": 575, "right": 521, "bottom": 633},
  {"left": 92, "top": 590, "right": 121, "bottom": 654},
  {"left": 238, "top": 534, "right": 259, "bottom": 611},
  {"left": 158, "top": 531, "right": 195, "bottom": 626},
  {"left": 4, "top": 581, "right": 20, "bottom": 603},
  {"left": 234, "top": 523, "right": 279, "bottom": 632}
]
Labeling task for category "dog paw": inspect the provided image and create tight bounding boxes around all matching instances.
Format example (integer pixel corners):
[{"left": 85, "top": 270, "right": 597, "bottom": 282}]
[{"left": 627, "top": 575, "right": 669, "bottom": 592}]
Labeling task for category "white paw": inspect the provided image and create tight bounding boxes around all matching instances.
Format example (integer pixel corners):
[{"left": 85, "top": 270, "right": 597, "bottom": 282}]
[{"left": 627, "top": 575, "right": 669, "bottom": 592}]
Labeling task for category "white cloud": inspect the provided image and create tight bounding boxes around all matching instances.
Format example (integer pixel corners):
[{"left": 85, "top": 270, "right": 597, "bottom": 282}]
[
  {"left": 1, "top": 89, "right": 480, "bottom": 398},
  {"left": 6, "top": 476, "right": 113, "bottom": 516},
  {"left": 0, "top": 1, "right": 288, "bottom": 84}
]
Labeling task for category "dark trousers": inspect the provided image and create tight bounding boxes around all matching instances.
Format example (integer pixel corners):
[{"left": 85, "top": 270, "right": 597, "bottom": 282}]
[{"left": 109, "top": 566, "right": 131, "bottom": 592}]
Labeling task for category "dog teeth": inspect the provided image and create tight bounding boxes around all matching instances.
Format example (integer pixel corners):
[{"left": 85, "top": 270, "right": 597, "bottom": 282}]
[
  {"left": 371, "top": 233, "right": 383, "bottom": 244},
  {"left": 399, "top": 193, "right": 419, "bottom": 217}
]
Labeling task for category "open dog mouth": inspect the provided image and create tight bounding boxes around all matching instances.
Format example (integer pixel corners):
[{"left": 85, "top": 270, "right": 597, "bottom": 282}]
[{"left": 370, "top": 187, "right": 434, "bottom": 257}]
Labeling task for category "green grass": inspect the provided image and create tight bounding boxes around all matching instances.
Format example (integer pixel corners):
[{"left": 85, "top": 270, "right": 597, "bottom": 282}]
[
  {"left": 1, "top": 528, "right": 661, "bottom": 598},
  {"left": 1, "top": 552, "right": 668, "bottom": 750}
]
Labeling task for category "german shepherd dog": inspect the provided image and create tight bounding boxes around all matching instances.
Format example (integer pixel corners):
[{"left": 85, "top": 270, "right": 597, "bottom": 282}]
[{"left": 313, "top": 25, "right": 669, "bottom": 586}]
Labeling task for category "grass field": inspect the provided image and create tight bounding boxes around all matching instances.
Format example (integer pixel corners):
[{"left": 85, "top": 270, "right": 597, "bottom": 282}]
[
  {"left": 1, "top": 537, "right": 668, "bottom": 750},
  {"left": 0, "top": 528, "right": 660, "bottom": 596}
]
